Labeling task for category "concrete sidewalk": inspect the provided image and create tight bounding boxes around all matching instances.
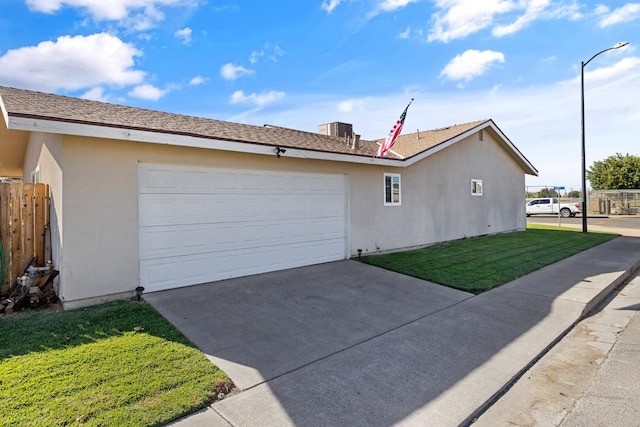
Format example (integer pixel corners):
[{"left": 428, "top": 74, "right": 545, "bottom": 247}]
[
  {"left": 475, "top": 273, "right": 640, "bottom": 426},
  {"left": 164, "top": 236, "right": 640, "bottom": 427}
]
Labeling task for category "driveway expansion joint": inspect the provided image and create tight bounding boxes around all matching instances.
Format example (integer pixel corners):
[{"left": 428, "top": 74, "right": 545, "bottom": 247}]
[{"left": 238, "top": 293, "right": 476, "bottom": 392}]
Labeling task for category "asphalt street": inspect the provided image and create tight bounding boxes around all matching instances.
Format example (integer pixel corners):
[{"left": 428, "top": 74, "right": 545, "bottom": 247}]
[{"left": 527, "top": 215, "right": 640, "bottom": 237}]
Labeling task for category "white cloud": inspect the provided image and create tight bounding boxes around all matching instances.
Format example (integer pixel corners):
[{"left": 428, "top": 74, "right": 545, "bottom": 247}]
[
  {"left": 578, "top": 56, "right": 640, "bottom": 84},
  {"left": 379, "top": 0, "right": 419, "bottom": 12},
  {"left": 598, "top": 3, "right": 640, "bottom": 27},
  {"left": 492, "top": 0, "right": 550, "bottom": 36},
  {"left": 189, "top": 75, "right": 207, "bottom": 85},
  {"left": 397, "top": 26, "right": 423, "bottom": 39},
  {"left": 428, "top": 0, "right": 515, "bottom": 42},
  {"left": 398, "top": 26, "right": 412, "bottom": 39},
  {"left": 322, "top": 0, "right": 418, "bottom": 15},
  {"left": 220, "top": 63, "right": 254, "bottom": 80},
  {"left": 548, "top": 1, "right": 582, "bottom": 20},
  {"left": 229, "top": 90, "right": 285, "bottom": 107},
  {"left": 174, "top": 27, "right": 192, "bottom": 44},
  {"left": 124, "top": 4, "right": 165, "bottom": 31},
  {"left": 25, "top": 0, "right": 198, "bottom": 30},
  {"left": 322, "top": 0, "right": 342, "bottom": 13},
  {"left": 249, "top": 43, "right": 285, "bottom": 64},
  {"left": 0, "top": 33, "right": 145, "bottom": 92},
  {"left": 128, "top": 83, "right": 169, "bottom": 100},
  {"left": 428, "top": 0, "right": 582, "bottom": 42},
  {"left": 80, "top": 86, "right": 111, "bottom": 102},
  {"left": 440, "top": 49, "right": 505, "bottom": 85},
  {"left": 337, "top": 98, "right": 368, "bottom": 112},
  {"left": 249, "top": 50, "right": 263, "bottom": 65}
]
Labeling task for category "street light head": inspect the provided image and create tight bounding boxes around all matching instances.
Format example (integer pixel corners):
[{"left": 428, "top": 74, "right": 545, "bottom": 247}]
[{"left": 613, "top": 42, "right": 629, "bottom": 49}]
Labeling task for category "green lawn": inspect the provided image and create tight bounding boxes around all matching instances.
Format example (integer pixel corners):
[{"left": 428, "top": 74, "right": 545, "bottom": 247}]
[
  {"left": 361, "top": 224, "right": 618, "bottom": 293},
  {"left": 0, "top": 301, "right": 229, "bottom": 426}
]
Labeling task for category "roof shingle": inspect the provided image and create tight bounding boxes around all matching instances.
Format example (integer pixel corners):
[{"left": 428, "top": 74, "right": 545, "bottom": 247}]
[{"left": 0, "top": 86, "right": 489, "bottom": 160}]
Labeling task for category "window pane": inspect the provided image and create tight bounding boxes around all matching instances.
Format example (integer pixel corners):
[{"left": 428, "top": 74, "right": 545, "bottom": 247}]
[
  {"left": 385, "top": 176, "right": 392, "bottom": 203},
  {"left": 392, "top": 176, "right": 400, "bottom": 203}
]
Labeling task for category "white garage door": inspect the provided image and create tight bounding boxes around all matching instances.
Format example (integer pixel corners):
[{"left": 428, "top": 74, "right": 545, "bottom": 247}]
[{"left": 138, "top": 163, "right": 348, "bottom": 292}]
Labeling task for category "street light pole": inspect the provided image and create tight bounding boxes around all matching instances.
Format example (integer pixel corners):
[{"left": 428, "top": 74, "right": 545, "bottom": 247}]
[{"left": 580, "top": 42, "right": 629, "bottom": 233}]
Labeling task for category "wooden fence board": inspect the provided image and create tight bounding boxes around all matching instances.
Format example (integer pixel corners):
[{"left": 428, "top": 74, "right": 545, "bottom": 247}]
[
  {"left": 0, "top": 184, "right": 9, "bottom": 293},
  {"left": 34, "top": 184, "right": 46, "bottom": 265},
  {"left": 10, "top": 184, "right": 22, "bottom": 292},
  {"left": 24, "top": 183, "right": 35, "bottom": 270},
  {"left": 0, "top": 183, "right": 50, "bottom": 295}
]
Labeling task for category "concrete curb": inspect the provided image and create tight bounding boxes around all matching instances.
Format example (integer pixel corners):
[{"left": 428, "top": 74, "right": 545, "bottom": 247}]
[{"left": 580, "top": 257, "right": 640, "bottom": 318}]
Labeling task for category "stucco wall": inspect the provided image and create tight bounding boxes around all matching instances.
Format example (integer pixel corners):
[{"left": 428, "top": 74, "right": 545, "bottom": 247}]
[
  {"left": 349, "top": 131, "right": 525, "bottom": 254},
  {"left": 57, "top": 130, "right": 526, "bottom": 305}
]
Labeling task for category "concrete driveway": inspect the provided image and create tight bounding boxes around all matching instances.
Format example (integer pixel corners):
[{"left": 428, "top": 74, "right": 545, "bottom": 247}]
[
  {"left": 144, "top": 260, "right": 472, "bottom": 391},
  {"left": 146, "top": 237, "right": 640, "bottom": 426}
]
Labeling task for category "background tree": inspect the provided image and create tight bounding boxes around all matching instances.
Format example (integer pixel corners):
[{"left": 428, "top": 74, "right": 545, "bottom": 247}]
[
  {"left": 567, "top": 190, "right": 581, "bottom": 198},
  {"left": 587, "top": 153, "right": 640, "bottom": 190},
  {"left": 538, "top": 187, "right": 557, "bottom": 197}
]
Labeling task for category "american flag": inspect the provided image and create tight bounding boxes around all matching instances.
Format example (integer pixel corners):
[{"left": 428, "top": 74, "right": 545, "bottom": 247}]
[{"left": 375, "top": 98, "right": 413, "bottom": 158}]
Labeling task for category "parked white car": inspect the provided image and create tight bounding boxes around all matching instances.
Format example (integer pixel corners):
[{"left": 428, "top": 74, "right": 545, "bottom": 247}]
[{"left": 526, "top": 198, "right": 582, "bottom": 218}]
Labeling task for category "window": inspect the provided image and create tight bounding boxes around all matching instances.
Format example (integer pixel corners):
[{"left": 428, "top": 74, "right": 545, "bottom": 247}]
[
  {"left": 471, "top": 179, "right": 483, "bottom": 196},
  {"left": 384, "top": 173, "right": 401, "bottom": 206},
  {"left": 31, "top": 166, "right": 41, "bottom": 184}
]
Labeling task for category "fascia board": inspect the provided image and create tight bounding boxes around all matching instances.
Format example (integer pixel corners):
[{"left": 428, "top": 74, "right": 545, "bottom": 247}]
[
  {"left": 401, "top": 128, "right": 475, "bottom": 166},
  {"left": 402, "top": 121, "right": 539, "bottom": 176},
  {"left": 486, "top": 121, "right": 538, "bottom": 176},
  {"left": 0, "top": 97, "right": 9, "bottom": 128},
  {"left": 7, "top": 115, "right": 405, "bottom": 167}
]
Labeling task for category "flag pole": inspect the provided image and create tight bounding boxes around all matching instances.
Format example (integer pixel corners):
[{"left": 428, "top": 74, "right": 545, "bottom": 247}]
[{"left": 373, "top": 98, "right": 414, "bottom": 159}]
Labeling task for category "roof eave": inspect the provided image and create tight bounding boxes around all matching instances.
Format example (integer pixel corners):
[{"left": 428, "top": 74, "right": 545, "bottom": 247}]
[
  {"left": 485, "top": 120, "right": 538, "bottom": 176},
  {"left": 402, "top": 120, "right": 538, "bottom": 176},
  {"left": 5, "top": 114, "right": 405, "bottom": 167}
]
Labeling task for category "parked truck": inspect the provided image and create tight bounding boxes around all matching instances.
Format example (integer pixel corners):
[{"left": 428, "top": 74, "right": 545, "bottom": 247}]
[{"left": 526, "top": 198, "right": 582, "bottom": 218}]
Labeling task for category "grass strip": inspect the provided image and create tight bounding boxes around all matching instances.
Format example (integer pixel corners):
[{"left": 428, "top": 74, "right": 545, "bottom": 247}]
[
  {"left": 361, "top": 224, "right": 618, "bottom": 293},
  {"left": 0, "top": 300, "right": 228, "bottom": 426}
]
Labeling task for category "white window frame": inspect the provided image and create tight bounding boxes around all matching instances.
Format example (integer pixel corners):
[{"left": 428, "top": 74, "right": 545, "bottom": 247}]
[
  {"left": 384, "top": 173, "right": 401, "bottom": 206},
  {"left": 471, "top": 179, "right": 483, "bottom": 196},
  {"left": 31, "top": 166, "right": 41, "bottom": 184}
]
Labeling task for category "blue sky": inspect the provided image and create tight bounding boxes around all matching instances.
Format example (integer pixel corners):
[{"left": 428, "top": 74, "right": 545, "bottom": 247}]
[{"left": 0, "top": 0, "right": 638, "bottom": 191}]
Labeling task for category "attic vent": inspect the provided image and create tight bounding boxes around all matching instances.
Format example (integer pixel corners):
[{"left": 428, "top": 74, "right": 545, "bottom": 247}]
[{"left": 479, "top": 129, "right": 484, "bottom": 141}]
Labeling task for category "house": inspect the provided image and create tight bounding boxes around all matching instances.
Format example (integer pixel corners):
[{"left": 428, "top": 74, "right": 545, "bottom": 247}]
[{"left": 0, "top": 86, "right": 538, "bottom": 308}]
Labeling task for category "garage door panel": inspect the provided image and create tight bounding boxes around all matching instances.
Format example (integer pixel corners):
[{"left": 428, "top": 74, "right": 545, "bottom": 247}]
[
  {"left": 140, "top": 165, "right": 345, "bottom": 196},
  {"left": 140, "top": 238, "right": 347, "bottom": 292},
  {"left": 140, "top": 217, "right": 346, "bottom": 260},
  {"left": 139, "top": 164, "right": 348, "bottom": 292},
  {"left": 141, "top": 194, "right": 344, "bottom": 227}
]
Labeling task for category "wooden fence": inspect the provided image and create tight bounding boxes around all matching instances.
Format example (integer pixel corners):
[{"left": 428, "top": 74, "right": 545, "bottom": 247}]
[{"left": 0, "top": 183, "right": 50, "bottom": 295}]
